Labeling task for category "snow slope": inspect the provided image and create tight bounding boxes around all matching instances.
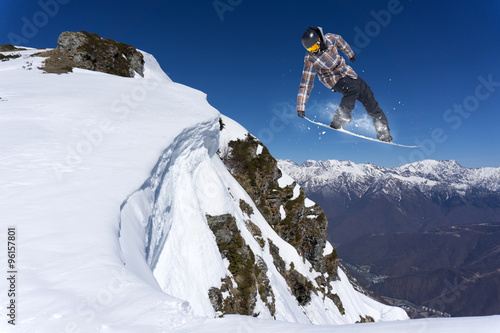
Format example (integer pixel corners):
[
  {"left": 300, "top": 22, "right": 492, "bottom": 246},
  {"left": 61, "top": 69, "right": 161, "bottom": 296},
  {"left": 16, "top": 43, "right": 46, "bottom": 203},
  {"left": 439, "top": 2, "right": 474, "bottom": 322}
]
[
  {"left": 0, "top": 47, "right": 498, "bottom": 332},
  {"left": 1, "top": 47, "right": 211, "bottom": 332},
  {"left": 187, "top": 314, "right": 500, "bottom": 333}
]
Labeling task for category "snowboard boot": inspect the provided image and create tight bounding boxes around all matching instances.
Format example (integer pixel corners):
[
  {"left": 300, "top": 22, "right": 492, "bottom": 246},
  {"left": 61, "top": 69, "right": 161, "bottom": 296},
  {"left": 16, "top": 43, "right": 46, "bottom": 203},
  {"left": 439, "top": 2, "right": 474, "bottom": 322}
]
[
  {"left": 374, "top": 118, "right": 393, "bottom": 142},
  {"left": 377, "top": 132, "right": 393, "bottom": 142},
  {"left": 330, "top": 109, "right": 353, "bottom": 130},
  {"left": 375, "top": 126, "right": 393, "bottom": 142}
]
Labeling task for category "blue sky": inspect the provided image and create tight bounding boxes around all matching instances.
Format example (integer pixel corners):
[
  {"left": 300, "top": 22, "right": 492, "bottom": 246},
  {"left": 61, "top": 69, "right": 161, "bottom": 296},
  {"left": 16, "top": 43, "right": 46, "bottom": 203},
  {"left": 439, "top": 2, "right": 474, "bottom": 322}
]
[{"left": 1, "top": 0, "right": 499, "bottom": 168}]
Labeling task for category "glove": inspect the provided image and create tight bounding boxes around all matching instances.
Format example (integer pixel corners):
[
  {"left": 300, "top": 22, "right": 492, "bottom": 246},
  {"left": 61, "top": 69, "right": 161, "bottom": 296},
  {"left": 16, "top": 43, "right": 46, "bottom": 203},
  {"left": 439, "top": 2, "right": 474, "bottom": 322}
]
[
  {"left": 297, "top": 111, "right": 305, "bottom": 118},
  {"left": 349, "top": 55, "right": 356, "bottom": 63}
]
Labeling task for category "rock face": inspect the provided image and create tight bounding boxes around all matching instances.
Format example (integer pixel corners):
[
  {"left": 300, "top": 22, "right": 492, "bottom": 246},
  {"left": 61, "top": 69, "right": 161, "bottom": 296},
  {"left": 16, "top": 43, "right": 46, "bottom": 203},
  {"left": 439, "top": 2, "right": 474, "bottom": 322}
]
[
  {"left": 220, "top": 135, "right": 335, "bottom": 276},
  {"left": 57, "top": 31, "right": 89, "bottom": 51},
  {"left": 0, "top": 44, "right": 26, "bottom": 52},
  {"left": 206, "top": 214, "right": 276, "bottom": 316},
  {"left": 38, "top": 31, "right": 144, "bottom": 77},
  {"left": 214, "top": 133, "right": 344, "bottom": 316}
]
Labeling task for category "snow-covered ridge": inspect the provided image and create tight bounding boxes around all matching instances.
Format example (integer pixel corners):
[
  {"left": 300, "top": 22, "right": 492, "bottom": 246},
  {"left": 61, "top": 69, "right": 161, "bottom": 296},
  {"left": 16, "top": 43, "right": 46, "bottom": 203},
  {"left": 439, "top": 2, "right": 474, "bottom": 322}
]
[
  {"left": 118, "top": 110, "right": 408, "bottom": 323},
  {"left": 0, "top": 47, "right": 216, "bottom": 331}
]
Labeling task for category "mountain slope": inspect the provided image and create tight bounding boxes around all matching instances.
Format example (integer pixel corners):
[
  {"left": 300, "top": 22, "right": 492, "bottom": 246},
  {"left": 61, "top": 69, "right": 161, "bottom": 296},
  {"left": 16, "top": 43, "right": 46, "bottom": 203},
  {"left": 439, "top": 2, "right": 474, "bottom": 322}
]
[
  {"left": 340, "top": 223, "right": 500, "bottom": 317},
  {"left": 211, "top": 116, "right": 407, "bottom": 323},
  {"left": 0, "top": 38, "right": 406, "bottom": 332}
]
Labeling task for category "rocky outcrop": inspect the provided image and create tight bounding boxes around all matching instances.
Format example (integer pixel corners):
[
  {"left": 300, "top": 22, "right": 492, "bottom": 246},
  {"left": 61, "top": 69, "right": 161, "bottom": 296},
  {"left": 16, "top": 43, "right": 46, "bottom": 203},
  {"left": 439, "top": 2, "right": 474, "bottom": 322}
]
[
  {"left": 37, "top": 31, "right": 144, "bottom": 77},
  {"left": 0, "top": 45, "right": 25, "bottom": 62},
  {"left": 0, "top": 44, "right": 26, "bottom": 52},
  {"left": 219, "top": 134, "right": 337, "bottom": 277},
  {"left": 206, "top": 214, "right": 276, "bottom": 316},
  {"left": 216, "top": 134, "right": 343, "bottom": 314}
]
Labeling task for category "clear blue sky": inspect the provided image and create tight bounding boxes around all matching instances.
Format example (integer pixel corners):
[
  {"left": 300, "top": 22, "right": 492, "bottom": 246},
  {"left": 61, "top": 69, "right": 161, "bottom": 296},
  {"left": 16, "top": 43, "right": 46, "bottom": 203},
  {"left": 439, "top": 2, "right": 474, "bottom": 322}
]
[{"left": 2, "top": 0, "right": 499, "bottom": 168}]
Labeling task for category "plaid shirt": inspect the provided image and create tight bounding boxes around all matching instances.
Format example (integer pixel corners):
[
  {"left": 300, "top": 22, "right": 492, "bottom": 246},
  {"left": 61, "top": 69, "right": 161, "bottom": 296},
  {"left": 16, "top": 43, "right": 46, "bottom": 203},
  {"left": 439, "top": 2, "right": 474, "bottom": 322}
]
[{"left": 297, "top": 33, "right": 358, "bottom": 113}]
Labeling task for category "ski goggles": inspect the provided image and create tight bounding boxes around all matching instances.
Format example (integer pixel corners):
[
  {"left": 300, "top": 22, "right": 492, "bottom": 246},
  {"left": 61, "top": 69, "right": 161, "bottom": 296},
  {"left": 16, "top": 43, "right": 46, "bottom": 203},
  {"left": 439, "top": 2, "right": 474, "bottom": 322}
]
[{"left": 307, "top": 41, "right": 320, "bottom": 53}]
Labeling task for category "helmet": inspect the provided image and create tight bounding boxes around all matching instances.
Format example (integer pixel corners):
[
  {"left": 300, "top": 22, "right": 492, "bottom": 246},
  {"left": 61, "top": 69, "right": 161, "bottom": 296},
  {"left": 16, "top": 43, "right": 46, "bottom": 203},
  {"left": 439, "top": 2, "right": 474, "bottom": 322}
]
[{"left": 301, "top": 27, "right": 321, "bottom": 51}]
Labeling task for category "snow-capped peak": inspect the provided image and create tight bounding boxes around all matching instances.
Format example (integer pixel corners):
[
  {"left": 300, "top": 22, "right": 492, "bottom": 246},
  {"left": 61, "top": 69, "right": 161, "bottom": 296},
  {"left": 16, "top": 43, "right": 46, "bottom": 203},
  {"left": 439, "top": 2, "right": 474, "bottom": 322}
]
[{"left": 280, "top": 159, "right": 500, "bottom": 195}]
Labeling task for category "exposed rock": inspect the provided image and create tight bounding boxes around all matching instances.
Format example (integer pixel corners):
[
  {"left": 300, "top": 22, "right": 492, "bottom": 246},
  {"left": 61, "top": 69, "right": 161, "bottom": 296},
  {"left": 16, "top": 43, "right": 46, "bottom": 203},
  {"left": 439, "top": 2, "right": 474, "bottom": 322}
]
[
  {"left": 0, "top": 45, "right": 25, "bottom": 62},
  {"left": 216, "top": 135, "right": 346, "bottom": 309},
  {"left": 268, "top": 246, "right": 307, "bottom": 306},
  {"left": 287, "top": 268, "right": 314, "bottom": 306},
  {"left": 327, "top": 292, "right": 345, "bottom": 315},
  {"left": 254, "top": 256, "right": 276, "bottom": 315},
  {"left": 239, "top": 199, "right": 254, "bottom": 217},
  {"left": 208, "top": 287, "right": 223, "bottom": 314},
  {"left": 268, "top": 240, "right": 286, "bottom": 274},
  {"left": 0, "top": 53, "right": 21, "bottom": 62},
  {"left": 57, "top": 31, "right": 89, "bottom": 51},
  {"left": 36, "top": 31, "right": 144, "bottom": 77},
  {"left": 219, "top": 135, "right": 337, "bottom": 278},
  {"left": 206, "top": 214, "right": 275, "bottom": 316},
  {"left": 356, "top": 315, "right": 375, "bottom": 323},
  {"left": 0, "top": 44, "right": 27, "bottom": 52}
]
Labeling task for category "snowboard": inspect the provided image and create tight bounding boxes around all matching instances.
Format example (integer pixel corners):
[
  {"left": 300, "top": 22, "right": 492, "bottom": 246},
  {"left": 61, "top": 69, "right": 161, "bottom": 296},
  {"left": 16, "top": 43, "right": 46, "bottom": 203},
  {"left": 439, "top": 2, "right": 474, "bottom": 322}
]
[{"left": 304, "top": 117, "right": 419, "bottom": 148}]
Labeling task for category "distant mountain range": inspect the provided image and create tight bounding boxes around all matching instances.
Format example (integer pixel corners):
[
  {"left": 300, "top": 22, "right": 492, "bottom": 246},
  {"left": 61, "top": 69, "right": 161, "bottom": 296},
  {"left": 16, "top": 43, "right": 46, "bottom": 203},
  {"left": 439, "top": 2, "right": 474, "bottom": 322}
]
[
  {"left": 278, "top": 159, "right": 500, "bottom": 317},
  {"left": 278, "top": 159, "right": 500, "bottom": 246}
]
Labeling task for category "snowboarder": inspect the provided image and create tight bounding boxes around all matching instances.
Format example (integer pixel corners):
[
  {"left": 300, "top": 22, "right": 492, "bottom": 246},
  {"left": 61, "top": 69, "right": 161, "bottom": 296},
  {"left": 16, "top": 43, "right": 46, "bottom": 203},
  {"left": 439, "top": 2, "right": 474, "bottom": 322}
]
[{"left": 297, "top": 27, "right": 393, "bottom": 142}]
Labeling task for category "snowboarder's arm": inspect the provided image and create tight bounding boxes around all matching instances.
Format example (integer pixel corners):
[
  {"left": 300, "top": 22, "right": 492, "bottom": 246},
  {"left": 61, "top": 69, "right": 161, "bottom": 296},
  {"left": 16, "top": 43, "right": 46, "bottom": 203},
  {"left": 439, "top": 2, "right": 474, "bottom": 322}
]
[
  {"left": 332, "top": 34, "right": 356, "bottom": 61},
  {"left": 297, "top": 58, "right": 317, "bottom": 114}
]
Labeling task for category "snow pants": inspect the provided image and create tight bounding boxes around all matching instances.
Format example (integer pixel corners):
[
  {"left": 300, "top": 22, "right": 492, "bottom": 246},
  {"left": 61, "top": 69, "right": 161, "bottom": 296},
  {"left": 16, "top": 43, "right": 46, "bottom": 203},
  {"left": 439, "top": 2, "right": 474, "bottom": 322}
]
[{"left": 332, "top": 76, "right": 390, "bottom": 134}]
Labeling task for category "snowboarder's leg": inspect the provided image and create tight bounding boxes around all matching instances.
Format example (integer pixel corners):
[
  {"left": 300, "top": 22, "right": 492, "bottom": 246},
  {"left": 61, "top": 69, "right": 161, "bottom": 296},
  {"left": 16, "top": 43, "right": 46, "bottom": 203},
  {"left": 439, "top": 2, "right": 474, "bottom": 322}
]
[
  {"left": 330, "top": 77, "right": 358, "bottom": 129},
  {"left": 357, "top": 77, "right": 392, "bottom": 142}
]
